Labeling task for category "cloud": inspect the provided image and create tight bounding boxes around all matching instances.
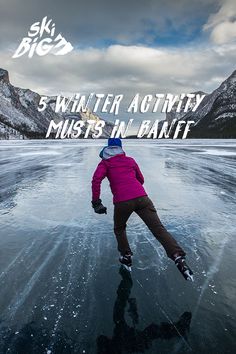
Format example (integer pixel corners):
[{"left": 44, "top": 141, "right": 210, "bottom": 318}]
[
  {"left": 1, "top": 42, "right": 235, "bottom": 110},
  {"left": 0, "top": 0, "right": 217, "bottom": 48},
  {"left": 204, "top": 0, "right": 236, "bottom": 44},
  {"left": 210, "top": 21, "right": 236, "bottom": 44}
]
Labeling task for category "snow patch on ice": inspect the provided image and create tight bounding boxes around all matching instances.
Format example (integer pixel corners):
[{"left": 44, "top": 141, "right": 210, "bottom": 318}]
[
  {"left": 18, "top": 151, "right": 62, "bottom": 156},
  {"left": 193, "top": 149, "right": 236, "bottom": 156}
]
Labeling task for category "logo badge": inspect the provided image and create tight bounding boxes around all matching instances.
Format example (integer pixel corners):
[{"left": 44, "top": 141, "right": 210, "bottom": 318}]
[{"left": 12, "top": 16, "right": 73, "bottom": 58}]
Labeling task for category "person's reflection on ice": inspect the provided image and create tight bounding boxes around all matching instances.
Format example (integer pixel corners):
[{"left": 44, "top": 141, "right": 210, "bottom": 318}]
[{"left": 97, "top": 267, "right": 192, "bottom": 354}]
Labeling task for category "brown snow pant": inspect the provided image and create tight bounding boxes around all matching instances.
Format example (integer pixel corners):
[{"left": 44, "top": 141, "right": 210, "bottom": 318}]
[{"left": 114, "top": 196, "right": 185, "bottom": 259}]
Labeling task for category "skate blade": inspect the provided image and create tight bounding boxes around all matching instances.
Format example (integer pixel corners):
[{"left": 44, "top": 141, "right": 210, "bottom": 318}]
[
  {"left": 122, "top": 264, "right": 132, "bottom": 272},
  {"left": 184, "top": 270, "right": 194, "bottom": 282}
]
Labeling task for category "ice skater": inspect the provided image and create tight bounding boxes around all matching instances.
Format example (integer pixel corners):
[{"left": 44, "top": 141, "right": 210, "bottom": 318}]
[{"left": 91, "top": 138, "right": 193, "bottom": 280}]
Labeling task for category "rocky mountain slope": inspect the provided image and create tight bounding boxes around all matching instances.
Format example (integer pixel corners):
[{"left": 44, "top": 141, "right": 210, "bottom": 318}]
[
  {"left": 0, "top": 68, "right": 113, "bottom": 139},
  {"left": 167, "top": 70, "right": 236, "bottom": 138}
]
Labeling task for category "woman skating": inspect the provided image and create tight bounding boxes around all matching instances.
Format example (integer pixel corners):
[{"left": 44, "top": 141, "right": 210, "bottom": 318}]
[{"left": 91, "top": 138, "right": 193, "bottom": 280}]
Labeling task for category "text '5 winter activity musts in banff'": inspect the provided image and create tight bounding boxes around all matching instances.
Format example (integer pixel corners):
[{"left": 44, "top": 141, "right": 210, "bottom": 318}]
[{"left": 40, "top": 92, "right": 205, "bottom": 139}]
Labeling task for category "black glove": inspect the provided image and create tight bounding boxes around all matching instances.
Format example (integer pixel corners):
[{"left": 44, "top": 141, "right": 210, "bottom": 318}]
[{"left": 92, "top": 199, "right": 107, "bottom": 214}]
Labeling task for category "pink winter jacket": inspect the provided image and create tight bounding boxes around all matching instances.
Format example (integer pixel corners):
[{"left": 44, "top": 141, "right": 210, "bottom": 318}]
[{"left": 92, "top": 152, "right": 147, "bottom": 204}]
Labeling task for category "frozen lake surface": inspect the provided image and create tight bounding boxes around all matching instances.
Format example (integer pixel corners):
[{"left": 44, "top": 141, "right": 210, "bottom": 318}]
[{"left": 0, "top": 139, "right": 235, "bottom": 354}]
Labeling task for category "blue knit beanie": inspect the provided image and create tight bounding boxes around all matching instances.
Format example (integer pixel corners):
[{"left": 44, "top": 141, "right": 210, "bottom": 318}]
[{"left": 108, "top": 138, "right": 122, "bottom": 147}]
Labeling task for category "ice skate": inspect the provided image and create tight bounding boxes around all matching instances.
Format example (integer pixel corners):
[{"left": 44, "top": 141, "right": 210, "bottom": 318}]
[
  {"left": 174, "top": 256, "right": 194, "bottom": 281},
  {"left": 119, "top": 253, "right": 132, "bottom": 272}
]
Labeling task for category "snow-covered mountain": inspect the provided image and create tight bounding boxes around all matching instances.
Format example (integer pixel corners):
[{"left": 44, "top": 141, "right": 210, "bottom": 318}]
[
  {"left": 0, "top": 68, "right": 113, "bottom": 139},
  {"left": 166, "top": 70, "right": 236, "bottom": 138},
  {"left": 166, "top": 91, "right": 208, "bottom": 123}
]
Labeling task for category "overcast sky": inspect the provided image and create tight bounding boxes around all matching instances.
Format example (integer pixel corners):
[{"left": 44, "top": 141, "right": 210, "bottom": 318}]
[{"left": 0, "top": 0, "right": 236, "bottom": 125}]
